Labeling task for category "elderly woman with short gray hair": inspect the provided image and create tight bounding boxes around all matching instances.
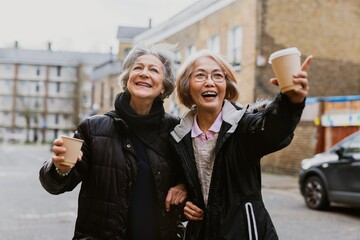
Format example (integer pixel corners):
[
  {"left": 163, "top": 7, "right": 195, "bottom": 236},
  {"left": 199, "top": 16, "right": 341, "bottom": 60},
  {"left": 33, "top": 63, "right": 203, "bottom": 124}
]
[{"left": 40, "top": 43, "right": 187, "bottom": 240}]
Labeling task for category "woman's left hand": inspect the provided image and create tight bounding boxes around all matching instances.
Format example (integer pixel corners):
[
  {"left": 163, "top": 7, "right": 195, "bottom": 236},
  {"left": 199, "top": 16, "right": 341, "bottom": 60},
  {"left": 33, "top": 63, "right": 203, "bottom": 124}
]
[
  {"left": 271, "top": 55, "right": 313, "bottom": 104},
  {"left": 165, "top": 183, "right": 187, "bottom": 211},
  {"left": 184, "top": 201, "right": 203, "bottom": 221}
]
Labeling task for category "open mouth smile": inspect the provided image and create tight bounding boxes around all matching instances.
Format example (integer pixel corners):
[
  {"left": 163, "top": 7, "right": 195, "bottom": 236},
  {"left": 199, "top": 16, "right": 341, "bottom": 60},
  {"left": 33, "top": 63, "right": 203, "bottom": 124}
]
[
  {"left": 202, "top": 91, "right": 217, "bottom": 98},
  {"left": 136, "top": 82, "right": 152, "bottom": 88}
]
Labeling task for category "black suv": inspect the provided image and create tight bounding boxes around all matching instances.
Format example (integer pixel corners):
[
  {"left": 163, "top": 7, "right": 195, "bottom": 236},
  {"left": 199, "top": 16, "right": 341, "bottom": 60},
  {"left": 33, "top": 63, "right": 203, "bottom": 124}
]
[{"left": 299, "top": 130, "right": 360, "bottom": 210}]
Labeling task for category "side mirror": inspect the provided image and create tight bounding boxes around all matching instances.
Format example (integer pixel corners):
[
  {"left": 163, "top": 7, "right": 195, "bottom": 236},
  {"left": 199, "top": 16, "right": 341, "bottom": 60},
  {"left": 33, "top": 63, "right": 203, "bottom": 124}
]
[{"left": 335, "top": 147, "right": 344, "bottom": 157}]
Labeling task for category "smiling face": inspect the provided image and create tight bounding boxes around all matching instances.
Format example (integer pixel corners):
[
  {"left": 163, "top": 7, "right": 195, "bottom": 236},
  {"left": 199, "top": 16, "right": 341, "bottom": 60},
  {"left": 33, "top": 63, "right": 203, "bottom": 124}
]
[
  {"left": 189, "top": 56, "right": 227, "bottom": 114},
  {"left": 127, "top": 54, "right": 165, "bottom": 104}
]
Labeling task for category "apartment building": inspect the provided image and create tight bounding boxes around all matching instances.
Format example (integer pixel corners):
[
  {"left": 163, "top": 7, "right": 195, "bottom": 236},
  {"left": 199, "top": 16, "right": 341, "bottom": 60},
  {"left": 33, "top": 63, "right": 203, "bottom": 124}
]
[{"left": 0, "top": 43, "right": 112, "bottom": 143}]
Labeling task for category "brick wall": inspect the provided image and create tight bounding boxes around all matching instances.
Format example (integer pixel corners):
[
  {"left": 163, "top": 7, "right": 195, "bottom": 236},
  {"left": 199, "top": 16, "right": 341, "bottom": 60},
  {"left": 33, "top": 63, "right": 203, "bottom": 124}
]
[
  {"left": 257, "top": 0, "right": 360, "bottom": 174},
  {"left": 261, "top": 122, "right": 318, "bottom": 175},
  {"left": 256, "top": 0, "right": 360, "bottom": 98}
]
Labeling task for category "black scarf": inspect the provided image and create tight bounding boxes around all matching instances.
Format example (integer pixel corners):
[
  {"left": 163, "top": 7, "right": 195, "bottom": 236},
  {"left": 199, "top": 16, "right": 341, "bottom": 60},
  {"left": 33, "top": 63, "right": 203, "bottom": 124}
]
[{"left": 114, "top": 92, "right": 165, "bottom": 141}]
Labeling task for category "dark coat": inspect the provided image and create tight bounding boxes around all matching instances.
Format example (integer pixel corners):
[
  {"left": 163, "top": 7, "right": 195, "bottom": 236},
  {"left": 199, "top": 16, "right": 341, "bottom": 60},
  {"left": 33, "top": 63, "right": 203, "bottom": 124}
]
[
  {"left": 170, "top": 94, "right": 304, "bottom": 240},
  {"left": 39, "top": 111, "right": 183, "bottom": 240}
]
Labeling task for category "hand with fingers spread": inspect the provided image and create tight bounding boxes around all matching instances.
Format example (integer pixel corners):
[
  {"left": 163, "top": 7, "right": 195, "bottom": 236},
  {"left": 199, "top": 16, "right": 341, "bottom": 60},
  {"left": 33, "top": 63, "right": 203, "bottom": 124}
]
[
  {"left": 270, "top": 55, "right": 313, "bottom": 104},
  {"left": 184, "top": 201, "right": 204, "bottom": 221},
  {"left": 165, "top": 183, "right": 187, "bottom": 211}
]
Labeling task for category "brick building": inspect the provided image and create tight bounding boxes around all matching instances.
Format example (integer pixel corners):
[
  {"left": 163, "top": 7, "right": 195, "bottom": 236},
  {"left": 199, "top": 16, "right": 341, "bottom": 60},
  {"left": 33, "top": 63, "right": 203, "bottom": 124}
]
[
  {"left": 134, "top": 0, "right": 359, "bottom": 174},
  {"left": 90, "top": 0, "right": 359, "bottom": 174},
  {"left": 255, "top": 0, "right": 360, "bottom": 174}
]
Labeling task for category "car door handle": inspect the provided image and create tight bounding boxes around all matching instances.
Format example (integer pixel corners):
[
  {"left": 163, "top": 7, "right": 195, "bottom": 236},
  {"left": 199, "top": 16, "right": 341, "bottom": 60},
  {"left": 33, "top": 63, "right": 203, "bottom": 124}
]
[{"left": 351, "top": 162, "right": 360, "bottom": 166}]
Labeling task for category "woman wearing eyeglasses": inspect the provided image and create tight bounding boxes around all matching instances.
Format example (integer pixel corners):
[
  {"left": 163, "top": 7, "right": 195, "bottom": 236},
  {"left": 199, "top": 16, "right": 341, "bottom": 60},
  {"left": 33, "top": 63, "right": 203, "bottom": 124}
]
[{"left": 170, "top": 49, "right": 312, "bottom": 239}]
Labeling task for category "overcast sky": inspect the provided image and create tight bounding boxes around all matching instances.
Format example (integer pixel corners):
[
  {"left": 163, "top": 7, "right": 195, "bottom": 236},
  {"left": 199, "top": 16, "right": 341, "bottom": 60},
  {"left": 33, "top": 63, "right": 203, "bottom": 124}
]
[{"left": 1, "top": 0, "right": 198, "bottom": 53}]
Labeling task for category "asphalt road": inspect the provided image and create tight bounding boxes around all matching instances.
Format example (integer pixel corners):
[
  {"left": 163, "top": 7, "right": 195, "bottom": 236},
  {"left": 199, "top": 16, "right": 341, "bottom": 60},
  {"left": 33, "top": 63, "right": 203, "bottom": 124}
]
[
  {"left": 1, "top": 143, "right": 360, "bottom": 240},
  {"left": 262, "top": 173, "right": 360, "bottom": 240},
  {"left": 0, "top": 143, "right": 79, "bottom": 240}
]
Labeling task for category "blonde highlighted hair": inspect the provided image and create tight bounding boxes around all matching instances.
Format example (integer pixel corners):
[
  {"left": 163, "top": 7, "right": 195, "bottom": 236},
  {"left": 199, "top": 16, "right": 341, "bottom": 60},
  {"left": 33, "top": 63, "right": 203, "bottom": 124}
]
[{"left": 176, "top": 49, "right": 240, "bottom": 108}]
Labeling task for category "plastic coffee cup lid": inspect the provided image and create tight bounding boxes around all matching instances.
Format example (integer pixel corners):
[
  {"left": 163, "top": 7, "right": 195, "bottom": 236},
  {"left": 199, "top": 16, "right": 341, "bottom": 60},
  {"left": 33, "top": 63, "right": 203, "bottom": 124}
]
[{"left": 268, "top": 47, "right": 301, "bottom": 64}]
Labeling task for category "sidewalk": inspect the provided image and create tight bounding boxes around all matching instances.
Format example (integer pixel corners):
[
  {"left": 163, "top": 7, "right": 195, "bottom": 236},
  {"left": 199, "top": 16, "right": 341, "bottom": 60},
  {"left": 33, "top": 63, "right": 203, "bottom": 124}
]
[{"left": 261, "top": 172, "right": 299, "bottom": 189}]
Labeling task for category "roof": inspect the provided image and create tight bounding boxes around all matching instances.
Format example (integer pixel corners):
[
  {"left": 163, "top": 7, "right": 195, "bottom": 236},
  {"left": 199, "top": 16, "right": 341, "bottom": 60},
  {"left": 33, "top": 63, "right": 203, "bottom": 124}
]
[
  {"left": 91, "top": 60, "right": 122, "bottom": 80},
  {"left": 0, "top": 48, "right": 113, "bottom": 67},
  {"left": 134, "top": 0, "right": 235, "bottom": 44},
  {"left": 116, "top": 26, "right": 149, "bottom": 42}
]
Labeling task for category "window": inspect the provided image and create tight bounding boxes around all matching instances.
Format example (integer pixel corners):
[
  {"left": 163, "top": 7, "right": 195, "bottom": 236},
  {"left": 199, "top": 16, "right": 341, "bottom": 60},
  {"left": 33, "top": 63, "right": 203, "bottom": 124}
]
[
  {"left": 110, "top": 86, "right": 114, "bottom": 107},
  {"left": 173, "top": 50, "right": 182, "bottom": 71},
  {"left": 55, "top": 113, "right": 59, "bottom": 124},
  {"left": 174, "top": 50, "right": 182, "bottom": 65},
  {"left": 207, "top": 35, "right": 220, "bottom": 53},
  {"left": 56, "top": 82, "right": 61, "bottom": 93},
  {"left": 57, "top": 66, "right": 62, "bottom": 77},
  {"left": 342, "top": 133, "right": 360, "bottom": 156},
  {"left": 227, "top": 26, "right": 243, "bottom": 68},
  {"left": 100, "top": 82, "right": 104, "bottom": 108},
  {"left": 124, "top": 48, "right": 132, "bottom": 58},
  {"left": 186, "top": 45, "right": 196, "bottom": 57},
  {"left": 35, "top": 82, "right": 40, "bottom": 92}
]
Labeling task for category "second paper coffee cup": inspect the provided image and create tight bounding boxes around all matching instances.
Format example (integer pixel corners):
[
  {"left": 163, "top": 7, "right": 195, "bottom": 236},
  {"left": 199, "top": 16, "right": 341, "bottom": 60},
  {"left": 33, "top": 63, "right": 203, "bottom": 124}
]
[
  {"left": 59, "top": 135, "right": 84, "bottom": 167},
  {"left": 268, "top": 47, "right": 301, "bottom": 93}
]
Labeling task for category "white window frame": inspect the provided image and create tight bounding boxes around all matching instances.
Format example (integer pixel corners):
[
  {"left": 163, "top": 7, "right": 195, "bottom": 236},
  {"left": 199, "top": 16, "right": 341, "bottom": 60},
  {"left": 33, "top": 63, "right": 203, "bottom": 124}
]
[
  {"left": 207, "top": 35, "right": 220, "bottom": 53},
  {"left": 186, "top": 44, "right": 196, "bottom": 57},
  {"left": 227, "top": 25, "right": 243, "bottom": 70}
]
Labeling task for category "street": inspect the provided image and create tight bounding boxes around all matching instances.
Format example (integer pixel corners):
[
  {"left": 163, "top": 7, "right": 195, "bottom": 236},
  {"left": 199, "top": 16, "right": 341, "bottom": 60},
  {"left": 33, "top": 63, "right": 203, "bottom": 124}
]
[
  {"left": 262, "top": 174, "right": 360, "bottom": 240},
  {"left": 1, "top": 144, "right": 360, "bottom": 240},
  {"left": 0, "top": 143, "right": 79, "bottom": 240}
]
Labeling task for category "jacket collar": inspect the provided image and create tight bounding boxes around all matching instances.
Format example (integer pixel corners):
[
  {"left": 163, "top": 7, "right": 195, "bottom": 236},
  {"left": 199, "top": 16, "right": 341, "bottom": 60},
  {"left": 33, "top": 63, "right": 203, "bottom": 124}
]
[{"left": 171, "top": 100, "right": 248, "bottom": 143}]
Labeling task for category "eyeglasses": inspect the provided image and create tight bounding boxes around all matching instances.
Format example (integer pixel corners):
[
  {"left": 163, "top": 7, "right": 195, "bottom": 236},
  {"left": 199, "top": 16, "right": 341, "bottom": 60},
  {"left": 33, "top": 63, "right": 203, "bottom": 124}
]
[{"left": 192, "top": 71, "right": 225, "bottom": 83}]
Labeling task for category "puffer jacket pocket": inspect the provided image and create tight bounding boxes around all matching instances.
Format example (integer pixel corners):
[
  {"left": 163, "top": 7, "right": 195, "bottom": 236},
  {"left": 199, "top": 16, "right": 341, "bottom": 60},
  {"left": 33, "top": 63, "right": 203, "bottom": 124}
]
[
  {"left": 76, "top": 196, "right": 124, "bottom": 239},
  {"left": 219, "top": 203, "right": 247, "bottom": 239}
]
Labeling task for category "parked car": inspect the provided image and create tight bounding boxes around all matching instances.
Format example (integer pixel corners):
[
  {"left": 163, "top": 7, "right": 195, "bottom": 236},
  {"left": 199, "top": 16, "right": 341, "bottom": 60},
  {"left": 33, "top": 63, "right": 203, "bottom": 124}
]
[{"left": 299, "top": 130, "right": 360, "bottom": 210}]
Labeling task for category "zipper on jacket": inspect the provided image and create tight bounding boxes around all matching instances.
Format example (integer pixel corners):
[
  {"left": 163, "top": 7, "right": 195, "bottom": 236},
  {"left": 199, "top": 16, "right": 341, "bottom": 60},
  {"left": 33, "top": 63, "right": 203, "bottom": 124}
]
[{"left": 245, "top": 202, "right": 258, "bottom": 240}]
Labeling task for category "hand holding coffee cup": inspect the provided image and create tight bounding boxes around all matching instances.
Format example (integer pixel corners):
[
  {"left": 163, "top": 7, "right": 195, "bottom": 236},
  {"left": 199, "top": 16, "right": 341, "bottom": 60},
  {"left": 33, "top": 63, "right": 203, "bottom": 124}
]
[
  {"left": 268, "top": 47, "right": 302, "bottom": 93},
  {"left": 51, "top": 136, "right": 84, "bottom": 171},
  {"left": 269, "top": 47, "right": 313, "bottom": 104}
]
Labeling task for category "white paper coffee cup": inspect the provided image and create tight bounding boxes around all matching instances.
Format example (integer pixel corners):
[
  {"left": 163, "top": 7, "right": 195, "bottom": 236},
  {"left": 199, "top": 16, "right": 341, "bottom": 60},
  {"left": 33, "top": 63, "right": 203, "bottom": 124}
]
[
  {"left": 268, "top": 47, "right": 302, "bottom": 93},
  {"left": 59, "top": 135, "right": 84, "bottom": 167}
]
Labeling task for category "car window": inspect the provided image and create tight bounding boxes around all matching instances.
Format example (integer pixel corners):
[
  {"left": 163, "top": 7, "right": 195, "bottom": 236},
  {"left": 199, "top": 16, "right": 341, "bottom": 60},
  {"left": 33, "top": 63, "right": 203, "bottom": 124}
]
[{"left": 341, "top": 133, "right": 360, "bottom": 157}]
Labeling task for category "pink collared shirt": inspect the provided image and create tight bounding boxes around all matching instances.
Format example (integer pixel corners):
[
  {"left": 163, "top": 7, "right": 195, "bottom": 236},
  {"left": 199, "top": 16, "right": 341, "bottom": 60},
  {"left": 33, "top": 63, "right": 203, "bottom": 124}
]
[{"left": 191, "top": 111, "right": 223, "bottom": 141}]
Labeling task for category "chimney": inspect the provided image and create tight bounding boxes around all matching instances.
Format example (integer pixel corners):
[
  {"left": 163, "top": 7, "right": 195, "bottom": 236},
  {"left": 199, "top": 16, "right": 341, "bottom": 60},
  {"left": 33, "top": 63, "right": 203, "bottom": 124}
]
[
  {"left": 148, "top": 18, "right": 152, "bottom": 28},
  {"left": 48, "top": 42, "right": 52, "bottom": 51}
]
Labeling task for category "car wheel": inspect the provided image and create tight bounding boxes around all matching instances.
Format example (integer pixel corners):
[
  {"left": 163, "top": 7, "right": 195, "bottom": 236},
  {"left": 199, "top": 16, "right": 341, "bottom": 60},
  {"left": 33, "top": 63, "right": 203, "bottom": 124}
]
[{"left": 303, "top": 176, "right": 329, "bottom": 210}]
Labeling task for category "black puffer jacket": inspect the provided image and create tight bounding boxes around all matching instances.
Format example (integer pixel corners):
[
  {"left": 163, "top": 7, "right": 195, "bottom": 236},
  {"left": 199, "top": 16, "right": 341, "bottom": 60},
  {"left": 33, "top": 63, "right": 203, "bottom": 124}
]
[
  {"left": 39, "top": 108, "right": 183, "bottom": 239},
  {"left": 170, "top": 94, "right": 304, "bottom": 240}
]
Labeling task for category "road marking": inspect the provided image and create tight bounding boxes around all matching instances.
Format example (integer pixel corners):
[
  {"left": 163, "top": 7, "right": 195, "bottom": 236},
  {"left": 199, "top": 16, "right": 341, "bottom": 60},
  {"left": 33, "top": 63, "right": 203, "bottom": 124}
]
[{"left": 19, "top": 211, "right": 76, "bottom": 220}]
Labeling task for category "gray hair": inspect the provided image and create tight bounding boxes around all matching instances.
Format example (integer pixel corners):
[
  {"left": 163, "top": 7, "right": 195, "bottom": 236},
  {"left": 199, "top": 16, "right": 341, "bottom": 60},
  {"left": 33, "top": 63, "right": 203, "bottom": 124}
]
[{"left": 118, "top": 42, "right": 177, "bottom": 100}]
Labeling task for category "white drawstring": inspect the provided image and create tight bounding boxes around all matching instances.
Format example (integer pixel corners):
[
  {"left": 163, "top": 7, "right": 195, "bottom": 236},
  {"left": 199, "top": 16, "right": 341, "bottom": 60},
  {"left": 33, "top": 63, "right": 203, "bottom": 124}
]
[{"left": 245, "top": 202, "right": 258, "bottom": 240}]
